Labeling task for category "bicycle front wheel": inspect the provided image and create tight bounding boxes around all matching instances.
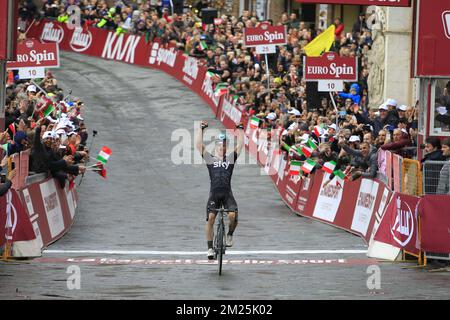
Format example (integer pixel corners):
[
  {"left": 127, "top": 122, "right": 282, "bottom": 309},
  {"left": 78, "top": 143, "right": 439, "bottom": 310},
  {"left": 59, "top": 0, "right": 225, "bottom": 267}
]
[{"left": 216, "top": 221, "right": 224, "bottom": 275}]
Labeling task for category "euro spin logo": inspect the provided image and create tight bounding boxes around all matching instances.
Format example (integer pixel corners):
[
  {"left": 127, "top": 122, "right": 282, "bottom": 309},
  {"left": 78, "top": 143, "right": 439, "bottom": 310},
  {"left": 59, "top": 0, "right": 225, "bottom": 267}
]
[
  {"left": 443, "top": 11, "right": 450, "bottom": 39},
  {"left": 25, "top": 40, "right": 34, "bottom": 48},
  {"left": 390, "top": 197, "right": 414, "bottom": 247}
]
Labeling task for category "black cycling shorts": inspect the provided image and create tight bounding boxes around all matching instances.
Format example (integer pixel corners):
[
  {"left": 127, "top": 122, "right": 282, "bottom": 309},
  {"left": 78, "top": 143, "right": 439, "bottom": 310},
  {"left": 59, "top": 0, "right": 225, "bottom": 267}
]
[{"left": 206, "top": 189, "right": 238, "bottom": 221}]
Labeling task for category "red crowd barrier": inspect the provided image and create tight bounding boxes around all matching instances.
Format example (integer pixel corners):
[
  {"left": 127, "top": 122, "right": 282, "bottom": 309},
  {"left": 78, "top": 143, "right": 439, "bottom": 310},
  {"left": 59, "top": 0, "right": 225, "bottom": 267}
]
[{"left": 22, "top": 20, "right": 450, "bottom": 257}]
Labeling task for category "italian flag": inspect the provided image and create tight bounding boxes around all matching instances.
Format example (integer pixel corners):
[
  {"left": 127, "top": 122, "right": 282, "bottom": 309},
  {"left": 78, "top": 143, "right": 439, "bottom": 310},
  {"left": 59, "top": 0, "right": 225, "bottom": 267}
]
[
  {"left": 214, "top": 84, "right": 228, "bottom": 97},
  {"left": 249, "top": 116, "right": 260, "bottom": 129},
  {"left": 96, "top": 146, "right": 112, "bottom": 165},
  {"left": 8, "top": 123, "right": 16, "bottom": 138},
  {"left": 313, "top": 125, "right": 324, "bottom": 137},
  {"left": 301, "top": 159, "right": 316, "bottom": 174},
  {"left": 43, "top": 102, "right": 55, "bottom": 117},
  {"left": 199, "top": 41, "right": 208, "bottom": 51},
  {"left": 333, "top": 169, "right": 347, "bottom": 188},
  {"left": 307, "top": 138, "right": 318, "bottom": 151},
  {"left": 206, "top": 71, "right": 220, "bottom": 81},
  {"left": 298, "top": 145, "right": 313, "bottom": 158},
  {"left": 322, "top": 161, "right": 336, "bottom": 174},
  {"left": 94, "top": 162, "right": 107, "bottom": 179},
  {"left": 289, "top": 160, "right": 301, "bottom": 176}
]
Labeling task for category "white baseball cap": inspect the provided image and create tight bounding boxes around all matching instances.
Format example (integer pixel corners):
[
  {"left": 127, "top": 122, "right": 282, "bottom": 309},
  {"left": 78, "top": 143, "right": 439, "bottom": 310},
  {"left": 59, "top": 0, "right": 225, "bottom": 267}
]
[
  {"left": 397, "top": 105, "right": 407, "bottom": 111},
  {"left": 385, "top": 99, "right": 397, "bottom": 107},
  {"left": 437, "top": 106, "right": 447, "bottom": 115},
  {"left": 378, "top": 103, "right": 388, "bottom": 111},
  {"left": 287, "top": 122, "right": 297, "bottom": 131},
  {"left": 266, "top": 112, "right": 277, "bottom": 120},
  {"left": 26, "top": 84, "right": 37, "bottom": 92},
  {"left": 328, "top": 124, "right": 337, "bottom": 131},
  {"left": 349, "top": 135, "right": 361, "bottom": 142},
  {"left": 288, "top": 108, "right": 301, "bottom": 116}
]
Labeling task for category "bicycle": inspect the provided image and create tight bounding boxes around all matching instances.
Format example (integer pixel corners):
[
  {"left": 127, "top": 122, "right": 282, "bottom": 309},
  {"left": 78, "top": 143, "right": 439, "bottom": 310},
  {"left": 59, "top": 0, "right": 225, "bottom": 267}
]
[{"left": 212, "top": 207, "right": 234, "bottom": 275}]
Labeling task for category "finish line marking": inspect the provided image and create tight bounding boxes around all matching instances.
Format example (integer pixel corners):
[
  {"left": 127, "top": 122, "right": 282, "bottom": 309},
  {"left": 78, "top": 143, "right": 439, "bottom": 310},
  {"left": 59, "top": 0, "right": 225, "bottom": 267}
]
[
  {"left": 33, "top": 257, "right": 378, "bottom": 266},
  {"left": 43, "top": 249, "right": 367, "bottom": 255}
]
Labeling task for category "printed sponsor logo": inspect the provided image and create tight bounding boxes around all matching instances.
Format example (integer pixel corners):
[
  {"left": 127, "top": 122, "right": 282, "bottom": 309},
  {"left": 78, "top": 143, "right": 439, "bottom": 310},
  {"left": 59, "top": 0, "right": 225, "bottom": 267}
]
[
  {"left": 213, "top": 161, "right": 230, "bottom": 169},
  {"left": 41, "top": 22, "right": 65, "bottom": 43},
  {"left": 221, "top": 98, "right": 242, "bottom": 124},
  {"left": 14, "top": 49, "right": 56, "bottom": 65},
  {"left": 357, "top": 192, "right": 376, "bottom": 209},
  {"left": 44, "top": 192, "right": 58, "bottom": 212},
  {"left": 201, "top": 74, "right": 220, "bottom": 106},
  {"left": 101, "top": 33, "right": 140, "bottom": 63},
  {"left": 148, "top": 42, "right": 177, "bottom": 67},
  {"left": 302, "top": 177, "right": 310, "bottom": 190},
  {"left": 5, "top": 192, "right": 18, "bottom": 240},
  {"left": 182, "top": 56, "right": 199, "bottom": 85},
  {"left": 245, "top": 30, "right": 285, "bottom": 43},
  {"left": 70, "top": 27, "right": 93, "bottom": 52},
  {"left": 285, "top": 185, "right": 298, "bottom": 204},
  {"left": 443, "top": 11, "right": 450, "bottom": 39},
  {"left": 390, "top": 197, "right": 415, "bottom": 247},
  {"left": 319, "top": 184, "right": 341, "bottom": 199}
]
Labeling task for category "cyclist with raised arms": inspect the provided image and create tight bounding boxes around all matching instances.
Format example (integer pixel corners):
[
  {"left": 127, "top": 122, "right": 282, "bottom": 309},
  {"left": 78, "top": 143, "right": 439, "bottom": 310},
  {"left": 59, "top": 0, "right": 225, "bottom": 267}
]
[{"left": 195, "top": 120, "right": 245, "bottom": 260}]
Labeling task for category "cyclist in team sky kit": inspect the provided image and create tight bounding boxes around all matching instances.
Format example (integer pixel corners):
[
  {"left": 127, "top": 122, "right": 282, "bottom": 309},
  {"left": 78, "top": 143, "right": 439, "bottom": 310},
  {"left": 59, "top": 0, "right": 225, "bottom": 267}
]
[{"left": 195, "top": 120, "right": 245, "bottom": 260}]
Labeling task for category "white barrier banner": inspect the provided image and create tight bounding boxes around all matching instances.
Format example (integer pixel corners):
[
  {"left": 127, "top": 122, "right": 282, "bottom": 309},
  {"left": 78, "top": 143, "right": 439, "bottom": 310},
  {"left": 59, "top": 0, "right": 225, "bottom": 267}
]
[
  {"left": 40, "top": 180, "right": 64, "bottom": 238},
  {"left": 351, "top": 179, "right": 379, "bottom": 236},
  {"left": 313, "top": 173, "right": 343, "bottom": 222}
]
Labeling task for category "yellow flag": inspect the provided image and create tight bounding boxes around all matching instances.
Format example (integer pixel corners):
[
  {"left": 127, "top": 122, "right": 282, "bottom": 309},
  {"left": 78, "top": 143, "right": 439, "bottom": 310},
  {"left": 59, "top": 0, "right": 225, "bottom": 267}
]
[{"left": 304, "top": 25, "right": 336, "bottom": 57}]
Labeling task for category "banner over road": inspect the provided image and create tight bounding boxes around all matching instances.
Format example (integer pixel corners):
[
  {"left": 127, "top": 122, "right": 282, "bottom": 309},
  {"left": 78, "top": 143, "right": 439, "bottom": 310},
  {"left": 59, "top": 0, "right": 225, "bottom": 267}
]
[{"left": 295, "top": 0, "right": 411, "bottom": 7}]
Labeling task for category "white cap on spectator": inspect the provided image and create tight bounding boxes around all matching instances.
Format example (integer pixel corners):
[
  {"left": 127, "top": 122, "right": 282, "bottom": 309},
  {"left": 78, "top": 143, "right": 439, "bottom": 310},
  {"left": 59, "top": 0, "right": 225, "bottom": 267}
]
[
  {"left": 288, "top": 122, "right": 297, "bottom": 131},
  {"left": 300, "top": 133, "right": 310, "bottom": 143},
  {"left": 288, "top": 108, "right": 301, "bottom": 116},
  {"left": 385, "top": 98, "right": 397, "bottom": 107},
  {"left": 42, "top": 131, "right": 55, "bottom": 139},
  {"left": 26, "top": 84, "right": 37, "bottom": 92},
  {"left": 437, "top": 106, "right": 447, "bottom": 115},
  {"left": 67, "top": 131, "right": 77, "bottom": 136},
  {"left": 397, "top": 105, "right": 407, "bottom": 111},
  {"left": 266, "top": 112, "right": 277, "bottom": 120},
  {"left": 349, "top": 135, "right": 361, "bottom": 142},
  {"left": 328, "top": 124, "right": 337, "bottom": 131},
  {"left": 378, "top": 103, "right": 388, "bottom": 110}
]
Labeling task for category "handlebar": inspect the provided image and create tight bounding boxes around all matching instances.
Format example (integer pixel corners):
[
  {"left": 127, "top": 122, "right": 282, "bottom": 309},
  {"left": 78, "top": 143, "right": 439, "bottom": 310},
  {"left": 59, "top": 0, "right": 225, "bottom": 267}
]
[{"left": 210, "top": 208, "right": 235, "bottom": 213}]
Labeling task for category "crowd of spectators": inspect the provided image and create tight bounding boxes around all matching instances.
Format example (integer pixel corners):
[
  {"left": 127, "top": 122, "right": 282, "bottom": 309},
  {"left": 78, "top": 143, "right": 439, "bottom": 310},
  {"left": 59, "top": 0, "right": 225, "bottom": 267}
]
[
  {"left": 0, "top": 70, "right": 88, "bottom": 196},
  {"left": 14, "top": 0, "right": 450, "bottom": 191}
]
